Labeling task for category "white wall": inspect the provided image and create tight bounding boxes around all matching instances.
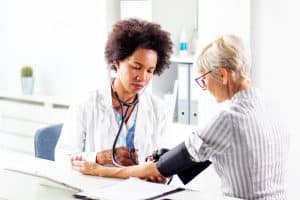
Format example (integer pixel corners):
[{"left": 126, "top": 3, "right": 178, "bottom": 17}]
[
  {"left": 198, "top": 0, "right": 250, "bottom": 52},
  {"left": 196, "top": 0, "right": 250, "bottom": 125},
  {"left": 251, "top": 0, "right": 300, "bottom": 198},
  {"left": 0, "top": 0, "right": 117, "bottom": 99},
  {"left": 0, "top": 0, "right": 198, "bottom": 100}
]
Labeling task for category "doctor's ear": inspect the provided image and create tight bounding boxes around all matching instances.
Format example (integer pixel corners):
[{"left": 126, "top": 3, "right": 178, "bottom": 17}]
[
  {"left": 218, "top": 67, "right": 229, "bottom": 84},
  {"left": 113, "top": 61, "right": 120, "bottom": 70}
]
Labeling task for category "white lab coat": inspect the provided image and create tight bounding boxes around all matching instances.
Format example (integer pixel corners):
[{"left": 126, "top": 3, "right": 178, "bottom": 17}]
[{"left": 55, "top": 86, "right": 168, "bottom": 164}]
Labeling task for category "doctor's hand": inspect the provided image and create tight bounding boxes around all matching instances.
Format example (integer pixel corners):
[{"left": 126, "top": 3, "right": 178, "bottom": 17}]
[{"left": 96, "top": 147, "right": 138, "bottom": 166}]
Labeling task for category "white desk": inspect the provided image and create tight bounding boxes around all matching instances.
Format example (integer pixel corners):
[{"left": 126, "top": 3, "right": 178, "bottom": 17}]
[
  {"left": 0, "top": 169, "right": 74, "bottom": 200},
  {"left": 0, "top": 169, "right": 225, "bottom": 200},
  {"left": 0, "top": 150, "right": 230, "bottom": 200}
]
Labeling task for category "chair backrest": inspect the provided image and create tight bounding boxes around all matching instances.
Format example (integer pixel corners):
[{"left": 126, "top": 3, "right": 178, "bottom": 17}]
[{"left": 34, "top": 124, "right": 63, "bottom": 161}]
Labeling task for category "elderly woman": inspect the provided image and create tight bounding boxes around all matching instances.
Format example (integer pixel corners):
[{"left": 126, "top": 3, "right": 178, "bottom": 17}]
[{"left": 71, "top": 35, "right": 289, "bottom": 200}]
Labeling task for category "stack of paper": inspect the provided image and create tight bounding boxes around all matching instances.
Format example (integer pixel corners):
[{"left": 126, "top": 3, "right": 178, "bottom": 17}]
[
  {"left": 2, "top": 154, "right": 119, "bottom": 192},
  {"left": 75, "top": 177, "right": 184, "bottom": 200},
  {"left": 2, "top": 152, "right": 185, "bottom": 200}
]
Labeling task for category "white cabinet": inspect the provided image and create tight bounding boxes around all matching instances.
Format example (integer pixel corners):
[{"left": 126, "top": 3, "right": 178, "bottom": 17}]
[{"left": 0, "top": 92, "right": 70, "bottom": 154}]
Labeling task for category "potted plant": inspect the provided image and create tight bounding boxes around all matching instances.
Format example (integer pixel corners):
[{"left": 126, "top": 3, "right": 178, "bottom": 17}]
[{"left": 20, "top": 65, "right": 34, "bottom": 95}]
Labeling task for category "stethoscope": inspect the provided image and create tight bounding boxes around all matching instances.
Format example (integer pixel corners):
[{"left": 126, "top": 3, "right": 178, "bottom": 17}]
[
  {"left": 110, "top": 84, "right": 173, "bottom": 184},
  {"left": 111, "top": 86, "right": 139, "bottom": 167}
]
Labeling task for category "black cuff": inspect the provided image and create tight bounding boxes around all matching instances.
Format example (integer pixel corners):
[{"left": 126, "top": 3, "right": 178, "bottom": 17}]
[
  {"left": 177, "top": 160, "right": 211, "bottom": 184},
  {"left": 156, "top": 142, "right": 212, "bottom": 184},
  {"left": 156, "top": 142, "right": 196, "bottom": 177}
]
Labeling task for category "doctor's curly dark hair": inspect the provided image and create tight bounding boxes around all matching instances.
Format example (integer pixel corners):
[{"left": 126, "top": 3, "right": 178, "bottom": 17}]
[{"left": 105, "top": 18, "right": 173, "bottom": 76}]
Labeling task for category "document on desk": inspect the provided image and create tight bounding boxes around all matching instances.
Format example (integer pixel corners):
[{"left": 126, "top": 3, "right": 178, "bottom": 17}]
[
  {"left": 2, "top": 155, "right": 119, "bottom": 192},
  {"left": 75, "top": 177, "right": 184, "bottom": 200}
]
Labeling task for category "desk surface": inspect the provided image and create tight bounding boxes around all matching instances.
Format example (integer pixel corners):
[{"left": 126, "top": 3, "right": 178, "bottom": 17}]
[
  {"left": 0, "top": 169, "right": 74, "bottom": 200},
  {"left": 0, "top": 169, "right": 225, "bottom": 200},
  {"left": 0, "top": 150, "right": 229, "bottom": 200}
]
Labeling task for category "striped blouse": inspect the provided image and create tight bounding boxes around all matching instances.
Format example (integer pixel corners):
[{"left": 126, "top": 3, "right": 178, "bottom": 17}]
[{"left": 185, "top": 88, "right": 289, "bottom": 200}]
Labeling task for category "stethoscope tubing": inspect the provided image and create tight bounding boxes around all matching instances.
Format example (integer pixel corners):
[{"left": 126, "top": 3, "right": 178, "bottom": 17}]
[{"left": 111, "top": 90, "right": 138, "bottom": 167}]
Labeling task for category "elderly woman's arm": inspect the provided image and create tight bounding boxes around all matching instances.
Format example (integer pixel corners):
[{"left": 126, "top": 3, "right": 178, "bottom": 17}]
[{"left": 71, "top": 155, "right": 163, "bottom": 181}]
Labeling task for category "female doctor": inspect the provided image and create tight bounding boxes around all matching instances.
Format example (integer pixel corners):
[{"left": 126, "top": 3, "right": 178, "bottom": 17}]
[
  {"left": 55, "top": 18, "right": 173, "bottom": 166},
  {"left": 71, "top": 35, "right": 290, "bottom": 199}
]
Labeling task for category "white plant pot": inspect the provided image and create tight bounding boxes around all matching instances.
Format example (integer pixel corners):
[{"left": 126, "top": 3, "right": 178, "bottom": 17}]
[{"left": 21, "top": 77, "right": 34, "bottom": 95}]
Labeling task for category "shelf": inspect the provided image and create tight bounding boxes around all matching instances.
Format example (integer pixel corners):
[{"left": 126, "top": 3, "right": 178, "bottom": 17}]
[
  {"left": 0, "top": 91, "right": 70, "bottom": 154},
  {"left": 0, "top": 91, "right": 70, "bottom": 109}
]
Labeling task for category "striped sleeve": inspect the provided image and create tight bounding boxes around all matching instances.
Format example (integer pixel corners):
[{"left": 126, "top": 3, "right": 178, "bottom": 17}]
[{"left": 185, "top": 110, "right": 233, "bottom": 162}]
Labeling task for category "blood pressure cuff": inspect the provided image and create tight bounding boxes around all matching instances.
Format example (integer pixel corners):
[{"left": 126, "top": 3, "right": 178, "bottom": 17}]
[{"left": 156, "top": 142, "right": 212, "bottom": 184}]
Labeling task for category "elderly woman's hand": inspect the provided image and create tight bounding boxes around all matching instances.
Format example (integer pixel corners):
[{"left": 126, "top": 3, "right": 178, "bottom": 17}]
[
  {"left": 141, "top": 175, "right": 167, "bottom": 184},
  {"left": 140, "top": 160, "right": 167, "bottom": 184}
]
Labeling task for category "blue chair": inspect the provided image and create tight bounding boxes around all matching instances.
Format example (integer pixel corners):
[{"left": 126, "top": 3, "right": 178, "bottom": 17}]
[{"left": 34, "top": 124, "right": 63, "bottom": 161}]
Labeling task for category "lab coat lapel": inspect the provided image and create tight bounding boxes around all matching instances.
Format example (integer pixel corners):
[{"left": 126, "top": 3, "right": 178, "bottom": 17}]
[
  {"left": 135, "top": 92, "right": 153, "bottom": 161},
  {"left": 95, "top": 86, "right": 119, "bottom": 149}
]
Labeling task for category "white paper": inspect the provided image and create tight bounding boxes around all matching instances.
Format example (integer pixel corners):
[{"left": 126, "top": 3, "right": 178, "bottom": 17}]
[
  {"left": 77, "top": 177, "right": 180, "bottom": 200},
  {"left": 2, "top": 152, "right": 119, "bottom": 192}
]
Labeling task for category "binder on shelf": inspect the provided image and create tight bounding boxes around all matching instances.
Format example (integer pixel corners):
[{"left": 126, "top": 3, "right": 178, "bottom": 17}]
[
  {"left": 173, "top": 56, "right": 198, "bottom": 125},
  {"left": 189, "top": 68, "right": 199, "bottom": 125},
  {"left": 177, "top": 64, "right": 189, "bottom": 124},
  {"left": 190, "top": 100, "right": 198, "bottom": 125}
]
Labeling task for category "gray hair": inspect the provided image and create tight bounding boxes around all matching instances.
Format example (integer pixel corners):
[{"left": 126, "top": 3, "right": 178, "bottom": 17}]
[{"left": 197, "top": 35, "right": 251, "bottom": 82}]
